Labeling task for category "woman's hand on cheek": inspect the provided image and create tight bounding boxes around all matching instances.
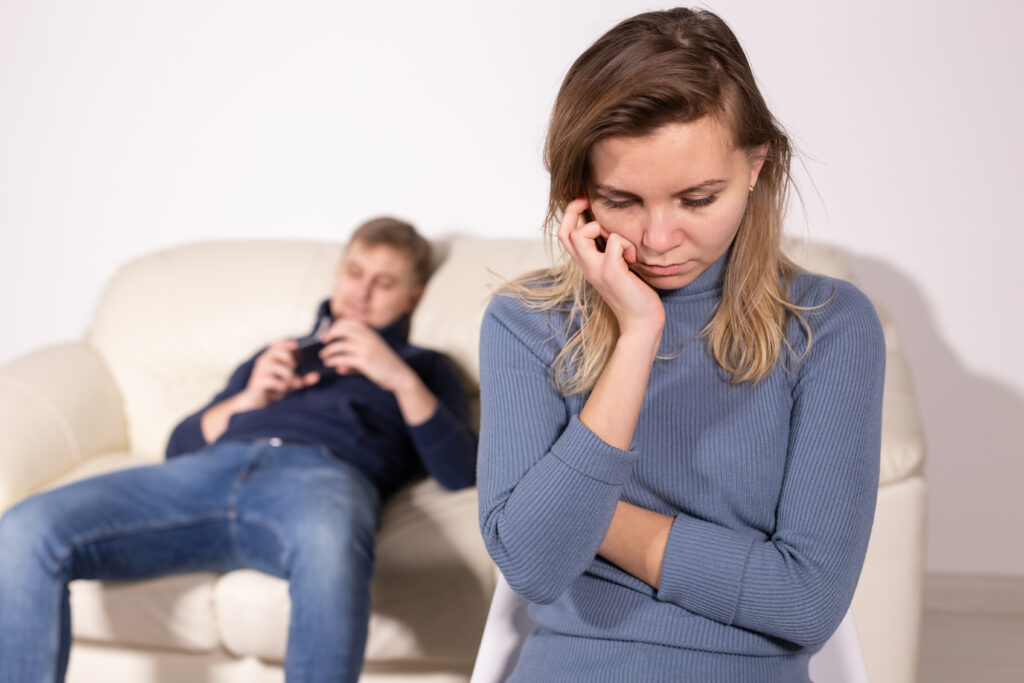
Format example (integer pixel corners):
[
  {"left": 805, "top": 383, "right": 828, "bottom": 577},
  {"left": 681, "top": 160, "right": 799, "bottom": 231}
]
[{"left": 558, "top": 197, "right": 665, "bottom": 336}]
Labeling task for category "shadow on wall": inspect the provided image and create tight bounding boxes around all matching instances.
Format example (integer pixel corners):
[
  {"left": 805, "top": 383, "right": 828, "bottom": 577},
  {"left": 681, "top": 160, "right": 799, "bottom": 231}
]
[{"left": 842, "top": 250, "right": 1024, "bottom": 575}]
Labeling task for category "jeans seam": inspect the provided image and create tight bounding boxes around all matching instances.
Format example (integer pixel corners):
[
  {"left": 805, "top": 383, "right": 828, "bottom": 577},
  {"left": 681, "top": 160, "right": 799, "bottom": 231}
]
[
  {"left": 234, "top": 511, "right": 294, "bottom": 575},
  {"left": 56, "top": 512, "right": 231, "bottom": 570}
]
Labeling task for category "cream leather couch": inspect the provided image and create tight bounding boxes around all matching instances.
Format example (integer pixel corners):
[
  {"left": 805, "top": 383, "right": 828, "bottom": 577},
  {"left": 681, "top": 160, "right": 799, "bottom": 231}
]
[{"left": 0, "top": 238, "right": 926, "bottom": 683}]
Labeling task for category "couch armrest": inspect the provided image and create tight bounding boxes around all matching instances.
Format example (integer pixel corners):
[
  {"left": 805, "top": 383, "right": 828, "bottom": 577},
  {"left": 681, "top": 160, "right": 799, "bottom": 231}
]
[
  {"left": 874, "top": 303, "right": 927, "bottom": 486},
  {"left": 0, "top": 343, "right": 128, "bottom": 511}
]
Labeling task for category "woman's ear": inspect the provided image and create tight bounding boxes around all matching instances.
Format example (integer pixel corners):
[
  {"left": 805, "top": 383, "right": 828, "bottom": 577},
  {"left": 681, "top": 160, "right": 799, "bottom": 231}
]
[{"left": 747, "top": 143, "right": 769, "bottom": 187}]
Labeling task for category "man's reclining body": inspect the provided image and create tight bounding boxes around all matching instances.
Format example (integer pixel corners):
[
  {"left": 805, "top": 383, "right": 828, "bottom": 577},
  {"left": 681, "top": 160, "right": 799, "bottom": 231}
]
[{"left": 0, "top": 217, "right": 477, "bottom": 682}]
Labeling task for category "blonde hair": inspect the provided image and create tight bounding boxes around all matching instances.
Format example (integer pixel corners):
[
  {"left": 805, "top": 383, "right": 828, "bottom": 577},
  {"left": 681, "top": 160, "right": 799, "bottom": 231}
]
[{"left": 501, "top": 8, "right": 812, "bottom": 396}]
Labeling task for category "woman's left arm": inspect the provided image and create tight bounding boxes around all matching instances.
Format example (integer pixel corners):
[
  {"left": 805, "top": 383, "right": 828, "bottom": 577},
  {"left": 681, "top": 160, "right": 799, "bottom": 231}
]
[{"left": 599, "top": 279, "right": 886, "bottom": 647}]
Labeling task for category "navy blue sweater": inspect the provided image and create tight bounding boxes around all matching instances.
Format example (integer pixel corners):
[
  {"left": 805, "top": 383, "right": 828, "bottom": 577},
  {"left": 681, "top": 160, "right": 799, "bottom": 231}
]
[{"left": 167, "top": 301, "right": 477, "bottom": 498}]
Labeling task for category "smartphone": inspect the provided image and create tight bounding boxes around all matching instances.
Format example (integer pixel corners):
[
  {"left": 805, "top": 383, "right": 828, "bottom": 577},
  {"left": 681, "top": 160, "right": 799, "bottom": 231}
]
[{"left": 292, "top": 336, "right": 327, "bottom": 376}]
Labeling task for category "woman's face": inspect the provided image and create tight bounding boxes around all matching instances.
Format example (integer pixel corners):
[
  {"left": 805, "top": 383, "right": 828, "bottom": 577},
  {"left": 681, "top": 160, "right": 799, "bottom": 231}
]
[{"left": 586, "top": 117, "right": 765, "bottom": 290}]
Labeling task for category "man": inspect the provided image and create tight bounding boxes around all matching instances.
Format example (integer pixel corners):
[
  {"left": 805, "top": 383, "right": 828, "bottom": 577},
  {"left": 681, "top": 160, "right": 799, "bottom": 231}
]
[{"left": 0, "top": 218, "right": 477, "bottom": 683}]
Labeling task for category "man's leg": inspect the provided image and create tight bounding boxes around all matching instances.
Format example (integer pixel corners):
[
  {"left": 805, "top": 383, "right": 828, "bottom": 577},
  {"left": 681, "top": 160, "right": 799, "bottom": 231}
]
[
  {"left": 231, "top": 444, "right": 380, "bottom": 683},
  {"left": 0, "top": 443, "right": 254, "bottom": 683}
]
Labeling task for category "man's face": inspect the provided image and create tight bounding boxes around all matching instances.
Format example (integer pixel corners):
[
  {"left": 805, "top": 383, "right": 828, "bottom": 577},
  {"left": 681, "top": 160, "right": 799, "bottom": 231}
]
[{"left": 329, "top": 241, "right": 423, "bottom": 329}]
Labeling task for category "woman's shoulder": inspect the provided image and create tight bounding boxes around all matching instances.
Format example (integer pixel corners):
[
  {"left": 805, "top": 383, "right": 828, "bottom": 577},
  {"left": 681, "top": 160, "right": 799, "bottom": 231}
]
[
  {"left": 788, "top": 270, "right": 885, "bottom": 363},
  {"left": 790, "top": 270, "right": 876, "bottom": 317},
  {"left": 482, "top": 281, "right": 572, "bottom": 361}
]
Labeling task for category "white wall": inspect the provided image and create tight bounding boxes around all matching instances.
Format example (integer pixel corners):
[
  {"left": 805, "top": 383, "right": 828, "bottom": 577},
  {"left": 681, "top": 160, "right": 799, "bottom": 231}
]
[{"left": 1, "top": 0, "right": 1021, "bottom": 575}]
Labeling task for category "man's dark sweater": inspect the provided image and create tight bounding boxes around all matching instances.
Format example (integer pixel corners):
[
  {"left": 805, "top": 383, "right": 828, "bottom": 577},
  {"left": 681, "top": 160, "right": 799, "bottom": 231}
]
[{"left": 166, "top": 301, "right": 477, "bottom": 499}]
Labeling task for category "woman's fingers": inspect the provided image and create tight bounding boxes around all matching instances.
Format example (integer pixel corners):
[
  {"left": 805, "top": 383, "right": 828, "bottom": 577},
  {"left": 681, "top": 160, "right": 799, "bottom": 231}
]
[
  {"left": 605, "top": 232, "right": 637, "bottom": 264},
  {"left": 613, "top": 233, "right": 637, "bottom": 263},
  {"left": 557, "top": 196, "right": 590, "bottom": 256},
  {"left": 568, "top": 220, "right": 602, "bottom": 254}
]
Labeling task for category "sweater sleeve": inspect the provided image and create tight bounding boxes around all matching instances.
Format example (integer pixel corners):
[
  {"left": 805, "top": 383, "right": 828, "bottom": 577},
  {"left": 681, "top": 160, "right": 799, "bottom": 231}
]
[
  {"left": 655, "top": 279, "right": 885, "bottom": 647},
  {"left": 164, "top": 352, "right": 260, "bottom": 459},
  {"left": 408, "top": 352, "right": 478, "bottom": 490},
  {"left": 478, "top": 296, "right": 640, "bottom": 604}
]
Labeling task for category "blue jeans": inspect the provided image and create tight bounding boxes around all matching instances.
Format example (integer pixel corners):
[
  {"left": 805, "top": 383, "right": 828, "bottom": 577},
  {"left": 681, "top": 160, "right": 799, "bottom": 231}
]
[{"left": 0, "top": 440, "right": 380, "bottom": 683}]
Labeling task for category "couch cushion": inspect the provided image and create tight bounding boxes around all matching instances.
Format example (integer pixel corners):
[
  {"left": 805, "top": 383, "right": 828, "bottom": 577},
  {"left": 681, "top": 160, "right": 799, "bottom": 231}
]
[
  {"left": 70, "top": 573, "right": 220, "bottom": 652},
  {"left": 215, "top": 481, "right": 491, "bottom": 664}
]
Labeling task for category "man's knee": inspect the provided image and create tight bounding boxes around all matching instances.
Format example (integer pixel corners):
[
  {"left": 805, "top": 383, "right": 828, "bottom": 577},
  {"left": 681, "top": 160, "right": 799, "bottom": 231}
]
[
  {"left": 296, "top": 511, "right": 376, "bottom": 561},
  {"left": 285, "top": 506, "right": 378, "bottom": 591}
]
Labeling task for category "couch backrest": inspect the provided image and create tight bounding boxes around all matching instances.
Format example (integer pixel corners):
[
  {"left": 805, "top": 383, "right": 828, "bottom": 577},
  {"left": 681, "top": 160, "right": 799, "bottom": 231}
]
[
  {"left": 86, "top": 238, "right": 555, "bottom": 457},
  {"left": 85, "top": 236, "right": 873, "bottom": 462}
]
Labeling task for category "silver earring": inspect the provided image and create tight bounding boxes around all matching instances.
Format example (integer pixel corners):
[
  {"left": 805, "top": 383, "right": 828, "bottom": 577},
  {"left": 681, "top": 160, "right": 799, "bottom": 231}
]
[{"left": 748, "top": 185, "right": 754, "bottom": 193}]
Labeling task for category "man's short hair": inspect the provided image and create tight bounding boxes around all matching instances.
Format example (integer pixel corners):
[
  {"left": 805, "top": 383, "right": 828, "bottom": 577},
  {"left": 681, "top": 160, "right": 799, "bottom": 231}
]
[{"left": 348, "top": 217, "right": 434, "bottom": 286}]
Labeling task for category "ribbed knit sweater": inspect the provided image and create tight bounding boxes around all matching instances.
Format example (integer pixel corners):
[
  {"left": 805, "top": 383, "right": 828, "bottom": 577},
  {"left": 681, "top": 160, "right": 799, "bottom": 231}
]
[{"left": 477, "top": 253, "right": 885, "bottom": 681}]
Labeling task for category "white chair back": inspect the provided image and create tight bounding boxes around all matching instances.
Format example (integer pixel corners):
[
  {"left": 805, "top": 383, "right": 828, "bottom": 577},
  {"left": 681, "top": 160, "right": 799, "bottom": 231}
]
[{"left": 470, "top": 574, "right": 870, "bottom": 683}]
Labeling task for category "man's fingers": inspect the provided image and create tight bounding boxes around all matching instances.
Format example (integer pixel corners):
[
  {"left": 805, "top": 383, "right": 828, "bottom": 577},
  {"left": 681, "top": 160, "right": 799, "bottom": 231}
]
[
  {"left": 320, "top": 342, "right": 365, "bottom": 373},
  {"left": 260, "top": 346, "right": 297, "bottom": 371},
  {"left": 323, "top": 318, "right": 372, "bottom": 343},
  {"left": 266, "top": 361, "right": 296, "bottom": 382},
  {"left": 319, "top": 339, "right": 352, "bottom": 361}
]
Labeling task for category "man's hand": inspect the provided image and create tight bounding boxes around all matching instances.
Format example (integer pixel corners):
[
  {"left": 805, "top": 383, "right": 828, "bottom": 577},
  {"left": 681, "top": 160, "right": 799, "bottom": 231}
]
[
  {"left": 199, "top": 340, "right": 319, "bottom": 443},
  {"left": 320, "top": 319, "right": 414, "bottom": 392},
  {"left": 237, "top": 340, "right": 320, "bottom": 411},
  {"left": 320, "top": 319, "right": 438, "bottom": 425}
]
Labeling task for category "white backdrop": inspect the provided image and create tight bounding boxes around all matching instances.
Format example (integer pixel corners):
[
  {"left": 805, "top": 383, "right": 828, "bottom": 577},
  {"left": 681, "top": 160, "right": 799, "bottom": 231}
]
[{"left": 1, "top": 0, "right": 1021, "bottom": 576}]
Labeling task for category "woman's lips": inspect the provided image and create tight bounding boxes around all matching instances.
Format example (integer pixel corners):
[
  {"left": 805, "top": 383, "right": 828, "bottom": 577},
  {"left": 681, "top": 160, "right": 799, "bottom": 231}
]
[{"left": 633, "top": 260, "right": 692, "bottom": 277}]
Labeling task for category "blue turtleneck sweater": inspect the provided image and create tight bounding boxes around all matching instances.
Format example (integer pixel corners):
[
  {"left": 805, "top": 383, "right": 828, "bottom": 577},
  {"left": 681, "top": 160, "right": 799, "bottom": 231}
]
[
  {"left": 166, "top": 301, "right": 477, "bottom": 499},
  {"left": 477, "top": 254, "right": 885, "bottom": 681}
]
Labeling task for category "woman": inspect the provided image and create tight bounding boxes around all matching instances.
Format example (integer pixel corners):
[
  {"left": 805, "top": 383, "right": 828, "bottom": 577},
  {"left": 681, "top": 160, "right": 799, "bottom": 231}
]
[{"left": 477, "top": 8, "right": 885, "bottom": 682}]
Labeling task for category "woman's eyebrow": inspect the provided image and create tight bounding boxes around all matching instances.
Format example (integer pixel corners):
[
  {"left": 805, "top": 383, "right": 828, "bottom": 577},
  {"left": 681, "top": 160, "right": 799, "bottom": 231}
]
[
  {"left": 675, "top": 179, "right": 728, "bottom": 193},
  {"left": 592, "top": 184, "right": 641, "bottom": 198},
  {"left": 593, "top": 179, "right": 727, "bottom": 197}
]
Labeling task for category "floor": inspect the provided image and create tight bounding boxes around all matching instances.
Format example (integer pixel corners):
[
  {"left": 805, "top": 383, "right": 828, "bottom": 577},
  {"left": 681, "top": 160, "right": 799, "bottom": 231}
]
[{"left": 917, "top": 574, "right": 1024, "bottom": 683}]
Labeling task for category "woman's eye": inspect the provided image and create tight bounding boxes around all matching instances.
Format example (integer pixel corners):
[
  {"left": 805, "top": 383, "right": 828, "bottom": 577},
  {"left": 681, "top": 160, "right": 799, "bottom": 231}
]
[
  {"left": 682, "top": 195, "right": 717, "bottom": 208},
  {"left": 601, "top": 198, "right": 635, "bottom": 209}
]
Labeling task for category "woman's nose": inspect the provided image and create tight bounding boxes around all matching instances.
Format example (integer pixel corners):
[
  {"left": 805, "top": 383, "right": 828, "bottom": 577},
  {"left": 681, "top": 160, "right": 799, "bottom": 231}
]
[{"left": 642, "top": 209, "right": 683, "bottom": 252}]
